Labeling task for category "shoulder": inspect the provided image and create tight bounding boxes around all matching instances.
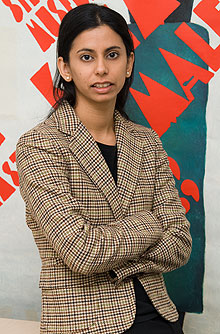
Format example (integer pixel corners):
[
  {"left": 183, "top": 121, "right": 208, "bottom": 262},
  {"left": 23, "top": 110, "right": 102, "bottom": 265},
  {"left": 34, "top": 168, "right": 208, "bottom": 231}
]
[
  {"left": 124, "top": 118, "right": 162, "bottom": 149},
  {"left": 16, "top": 115, "right": 71, "bottom": 174},
  {"left": 16, "top": 114, "right": 67, "bottom": 153}
]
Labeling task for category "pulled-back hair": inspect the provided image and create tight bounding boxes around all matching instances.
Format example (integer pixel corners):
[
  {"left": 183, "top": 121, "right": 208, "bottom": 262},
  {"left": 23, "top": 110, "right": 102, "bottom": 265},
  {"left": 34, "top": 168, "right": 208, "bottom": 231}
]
[{"left": 52, "top": 4, "right": 135, "bottom": 119}]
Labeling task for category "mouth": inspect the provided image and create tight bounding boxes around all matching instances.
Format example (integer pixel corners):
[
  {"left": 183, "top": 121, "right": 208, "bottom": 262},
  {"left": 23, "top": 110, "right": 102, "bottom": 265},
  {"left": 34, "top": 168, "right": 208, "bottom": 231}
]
[{"left": 92, "top": 82, "right": 112, "bottom": 88}]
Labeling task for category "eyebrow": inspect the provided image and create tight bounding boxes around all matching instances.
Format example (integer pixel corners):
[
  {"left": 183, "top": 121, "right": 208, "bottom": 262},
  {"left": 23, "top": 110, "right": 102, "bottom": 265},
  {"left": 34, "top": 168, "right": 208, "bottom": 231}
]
[{"left": 76, "top": 46, "right": 121, "bottom": 53}]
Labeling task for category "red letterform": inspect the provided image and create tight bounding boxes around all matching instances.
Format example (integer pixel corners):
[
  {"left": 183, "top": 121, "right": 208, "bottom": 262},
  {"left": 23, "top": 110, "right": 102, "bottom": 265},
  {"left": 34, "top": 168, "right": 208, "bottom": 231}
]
[
  {"left": 9, "top": 151, "right": 16, "bottom": 163},
  {"left": 35, "top": 6, "right": 60, "bottom": 37},
  {"left": 74, "top": 0, "right": 89, "bottom": 5},
  {"left": 0, "top": 133, "right": 5, "bottom": 146},
  {"left": 168, "top": 157, "right": 181, "bottom": 180},
  {"left": 58, "top": 0, "right": 73, "bottom": 11},
  {"left": 181, "top": 179, "right": 200, "bottom": 202},
  {"left": 30, "top": 63, "right": 56, "bottom": 106},
  {"left": 26, "top": 20, "right": 55, "bottom": 52},
  {"left": 175, "top": 22, "right": 220, "bottom": 72},
  {"left": 123, "top": 0, "right": 180, "bottom": 39},
  {"left": 2, "top": 0, "right": 23, "bottom": 22},
  {"left": 17, "top": 0, "right": 31, "bottom": 13},
  {"left": 130, "top": 73, "right": 189, "bottom": 137},
  {"left": 0, "top": 151, "right": 19, "bottom": 206},
  {"left": 160, "top": 48, "right": 214, "bottom": 101},
  {"left": 29, "top": 0, "right": 40, "bottom": 5},
  {"left": 180, "top": 197, "right": 190, "bottom": 213},
  {"left": 2, "top": 162, "right": 19, "bottom": 187},
  {"left": 194, "top": 0, "right": 220, "bottom": 38},
  {"left": 0, "top": 177, "right": 16, "bottom": 202},
  {"left": 47, "top": 0, "right": 67, "bottom": 21},
  {"left": 129, "top": 30, "right": 140, "bottom": 49}
]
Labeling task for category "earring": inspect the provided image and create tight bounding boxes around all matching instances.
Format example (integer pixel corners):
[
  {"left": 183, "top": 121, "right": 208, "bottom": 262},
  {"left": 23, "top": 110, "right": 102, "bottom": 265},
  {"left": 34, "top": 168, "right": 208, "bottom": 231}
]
[
  {"left": 66, "top": 76, "right": 70, "bottom": 80},
  {"left": 127, "top": 71, "right": 130, "bottom": 76}
]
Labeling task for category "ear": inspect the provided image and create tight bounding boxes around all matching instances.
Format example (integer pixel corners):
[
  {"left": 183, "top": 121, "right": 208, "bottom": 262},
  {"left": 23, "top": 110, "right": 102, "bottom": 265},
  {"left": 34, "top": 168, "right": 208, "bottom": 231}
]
[
  {"left": 57, "top": 57, "right": 72, "bottom": 82},
  {"left": 126, "top": 52, "right": 135, "bottom": 78}
]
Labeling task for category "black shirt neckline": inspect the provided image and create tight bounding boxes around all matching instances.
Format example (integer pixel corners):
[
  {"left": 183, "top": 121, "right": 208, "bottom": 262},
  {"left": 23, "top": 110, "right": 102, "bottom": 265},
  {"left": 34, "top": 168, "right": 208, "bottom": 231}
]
[{"left": 96, "top": 141, "right": 116, "bottom": 148}]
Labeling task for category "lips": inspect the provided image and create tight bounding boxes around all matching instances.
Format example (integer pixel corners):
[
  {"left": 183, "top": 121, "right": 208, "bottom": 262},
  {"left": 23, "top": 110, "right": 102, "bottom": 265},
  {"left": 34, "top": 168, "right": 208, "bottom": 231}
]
[{"left": 92, "top": 82, "right": 112, "bottom": 88}]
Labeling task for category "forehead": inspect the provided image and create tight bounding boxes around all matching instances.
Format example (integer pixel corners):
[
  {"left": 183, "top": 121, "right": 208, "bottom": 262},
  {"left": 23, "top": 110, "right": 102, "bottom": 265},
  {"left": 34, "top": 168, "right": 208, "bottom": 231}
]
[{"left": 71, "top": 25, "right": 125, "bottom": 51}]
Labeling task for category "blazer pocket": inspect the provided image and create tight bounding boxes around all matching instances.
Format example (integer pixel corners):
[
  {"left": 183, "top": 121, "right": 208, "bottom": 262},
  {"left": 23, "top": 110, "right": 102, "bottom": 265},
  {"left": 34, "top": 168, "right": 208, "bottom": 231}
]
[{"left": 41, "top": 287, "right": 97, "bottom": 333}]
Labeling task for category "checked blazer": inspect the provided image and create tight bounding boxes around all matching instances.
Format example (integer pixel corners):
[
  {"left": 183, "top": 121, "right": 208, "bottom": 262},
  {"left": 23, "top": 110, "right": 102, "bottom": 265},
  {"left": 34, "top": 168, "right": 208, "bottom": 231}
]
[{"left": 16, "top": 101, "right": 192, "bottom": 334}]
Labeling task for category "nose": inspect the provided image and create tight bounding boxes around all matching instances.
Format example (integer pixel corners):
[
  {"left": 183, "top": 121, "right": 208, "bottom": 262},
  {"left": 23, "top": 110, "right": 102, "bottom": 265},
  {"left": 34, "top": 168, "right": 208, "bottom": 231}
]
[{"left": 95, "top": 57, "right": 108, "bottom": 76}]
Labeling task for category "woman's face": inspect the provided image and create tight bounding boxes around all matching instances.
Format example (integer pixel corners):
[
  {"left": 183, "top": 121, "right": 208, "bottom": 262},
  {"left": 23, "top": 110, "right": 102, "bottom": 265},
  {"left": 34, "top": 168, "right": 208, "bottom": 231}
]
[{"left": 58, "top": 24, "right": 134, "bottom": 110}]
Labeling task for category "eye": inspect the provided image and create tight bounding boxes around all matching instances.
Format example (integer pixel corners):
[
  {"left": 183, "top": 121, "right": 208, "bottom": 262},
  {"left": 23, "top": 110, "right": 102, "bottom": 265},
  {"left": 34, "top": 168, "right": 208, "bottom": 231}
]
[
  {"left": 107, "top": 51, "right": 119, "bottom": 59},
  {"left": 81, "top": 54, "right": 93, "bottom": 61}
]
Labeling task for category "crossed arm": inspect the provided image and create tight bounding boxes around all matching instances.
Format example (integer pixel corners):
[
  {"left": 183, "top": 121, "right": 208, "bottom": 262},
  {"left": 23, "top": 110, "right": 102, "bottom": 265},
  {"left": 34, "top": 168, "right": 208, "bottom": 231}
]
[
  {"left": 16, "top": 129, "right": 192, "bottom": 278},
  {"left": 108, "top": 131, "right": 192, "bottom": 284}
]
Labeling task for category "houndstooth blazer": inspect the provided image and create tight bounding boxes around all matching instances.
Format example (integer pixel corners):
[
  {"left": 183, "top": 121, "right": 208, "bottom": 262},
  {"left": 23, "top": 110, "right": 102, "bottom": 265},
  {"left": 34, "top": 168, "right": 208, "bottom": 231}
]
[{"left": 16, "top": 101, "right": 192, "bottom": 334}]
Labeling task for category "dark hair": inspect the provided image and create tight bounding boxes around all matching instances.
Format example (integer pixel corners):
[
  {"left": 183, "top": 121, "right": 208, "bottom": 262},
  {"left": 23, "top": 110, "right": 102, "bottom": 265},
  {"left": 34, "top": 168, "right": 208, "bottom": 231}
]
[{"left": 51, "top": 4, "right": 135, "bottom": 119}]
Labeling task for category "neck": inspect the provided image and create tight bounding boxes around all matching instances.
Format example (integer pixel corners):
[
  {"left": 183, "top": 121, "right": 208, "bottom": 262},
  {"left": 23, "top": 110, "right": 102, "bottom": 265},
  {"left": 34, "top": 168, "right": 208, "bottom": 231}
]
[{"left": 74, "top": 100, "right": 116, "bottom": 145}]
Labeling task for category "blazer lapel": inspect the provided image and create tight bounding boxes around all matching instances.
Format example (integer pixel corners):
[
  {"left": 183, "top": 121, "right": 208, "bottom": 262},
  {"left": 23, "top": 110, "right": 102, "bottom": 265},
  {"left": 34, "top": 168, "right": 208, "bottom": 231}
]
[
  {"left": 53, "top": 101, "right": 123, "bottom": 220},
  {"left": 114, "top": 111, "right": 144, "bottom": 216},
  {"left": 53, "top": 101, "right": 144, "bottom": 220}
]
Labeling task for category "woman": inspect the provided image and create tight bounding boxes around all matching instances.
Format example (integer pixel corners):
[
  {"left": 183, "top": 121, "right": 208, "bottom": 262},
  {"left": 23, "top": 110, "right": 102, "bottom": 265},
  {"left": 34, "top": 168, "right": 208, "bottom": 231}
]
[{"left": 16, "top": 4, "right": 192, "bottom": 334}]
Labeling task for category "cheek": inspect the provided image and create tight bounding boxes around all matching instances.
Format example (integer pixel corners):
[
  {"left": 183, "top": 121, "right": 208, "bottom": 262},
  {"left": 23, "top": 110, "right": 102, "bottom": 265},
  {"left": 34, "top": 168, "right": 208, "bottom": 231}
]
[
  {"left": 118, "top": 69, "right": 127, "bottom": 86},
  {"left": 72, "top": 71, "right": 86, "bottom": 86},
  {"left": 120, "top": 77, "right": 126, "bottom": 91},
  {"left": 77, "top": 70, "right": 89, "bottom": 81}
]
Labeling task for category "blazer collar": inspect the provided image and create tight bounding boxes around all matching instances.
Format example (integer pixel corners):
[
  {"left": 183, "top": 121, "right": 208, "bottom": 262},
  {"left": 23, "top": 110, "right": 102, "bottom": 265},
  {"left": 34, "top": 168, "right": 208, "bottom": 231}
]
[{"left": 53, "top": 101, "right": 144, "bottom": 220}]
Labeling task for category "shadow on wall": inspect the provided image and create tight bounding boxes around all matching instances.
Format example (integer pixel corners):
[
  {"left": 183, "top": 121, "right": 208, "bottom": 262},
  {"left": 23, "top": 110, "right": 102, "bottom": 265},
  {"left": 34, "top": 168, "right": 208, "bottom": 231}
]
[{"left": 165, "top": 0, "right": 194, "bottom": 22}]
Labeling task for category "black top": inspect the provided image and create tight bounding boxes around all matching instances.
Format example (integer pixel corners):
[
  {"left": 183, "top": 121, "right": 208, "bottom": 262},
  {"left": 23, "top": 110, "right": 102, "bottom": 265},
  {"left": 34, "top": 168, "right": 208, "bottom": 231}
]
[{"left": 96, "top": 141, "right": 158, "bottom": 323}]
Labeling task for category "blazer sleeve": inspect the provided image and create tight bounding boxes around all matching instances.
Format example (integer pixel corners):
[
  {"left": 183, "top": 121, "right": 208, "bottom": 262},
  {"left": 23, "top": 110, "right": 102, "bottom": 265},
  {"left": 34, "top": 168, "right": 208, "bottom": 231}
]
[
  {"left": 108, "top": 130, "right": 192, "bottom": 284},
  {"left": 16, "top": 130, "right": 163, "bottom": 276}
]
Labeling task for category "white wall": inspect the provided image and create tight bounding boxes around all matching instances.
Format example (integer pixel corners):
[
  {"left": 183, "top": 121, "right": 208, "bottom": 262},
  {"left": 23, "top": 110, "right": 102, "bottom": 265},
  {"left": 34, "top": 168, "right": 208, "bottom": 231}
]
[{"left": 183, "top": 1, "right": 220, "bottom": 333}]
